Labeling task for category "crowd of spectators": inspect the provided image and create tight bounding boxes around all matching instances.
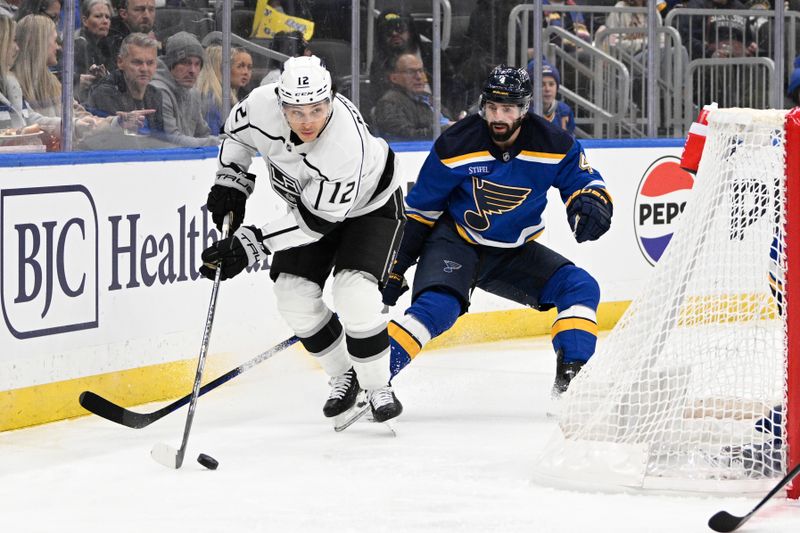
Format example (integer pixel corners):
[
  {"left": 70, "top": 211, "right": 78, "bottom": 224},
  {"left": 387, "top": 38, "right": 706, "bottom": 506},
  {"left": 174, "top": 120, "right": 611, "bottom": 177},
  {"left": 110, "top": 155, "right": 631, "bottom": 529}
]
[{"left": 2, "top": 0, "right": 800, "bottom": 152}]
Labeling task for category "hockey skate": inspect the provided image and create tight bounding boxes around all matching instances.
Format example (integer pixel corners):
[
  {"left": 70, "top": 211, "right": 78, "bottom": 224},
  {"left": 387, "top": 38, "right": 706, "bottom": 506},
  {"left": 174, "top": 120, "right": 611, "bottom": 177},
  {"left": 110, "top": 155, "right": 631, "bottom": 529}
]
[
  {"left": 369, "top": 384, "right": 403, "bottom": 423},
  {"left": 551, "top": 350, "right": 585, "bottom": 399},
  {"left": 323, "top": 367, "right": 360, "bottom": 418}
]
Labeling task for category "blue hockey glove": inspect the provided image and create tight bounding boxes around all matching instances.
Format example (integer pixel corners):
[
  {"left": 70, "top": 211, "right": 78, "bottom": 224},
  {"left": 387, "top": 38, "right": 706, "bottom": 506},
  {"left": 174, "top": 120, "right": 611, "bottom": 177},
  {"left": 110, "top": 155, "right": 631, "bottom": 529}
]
[
  {"left": 566, "top": 188, "right": 613, "bottom": 243},
  {"left": 206, "top": 165, "right": 257, "bottom": 232},
  {"left": 200, "top": 226, "right": 269, "bottom": 281},
  {"left": 382, "top": 272, "right": 409, "bottom": 306}
]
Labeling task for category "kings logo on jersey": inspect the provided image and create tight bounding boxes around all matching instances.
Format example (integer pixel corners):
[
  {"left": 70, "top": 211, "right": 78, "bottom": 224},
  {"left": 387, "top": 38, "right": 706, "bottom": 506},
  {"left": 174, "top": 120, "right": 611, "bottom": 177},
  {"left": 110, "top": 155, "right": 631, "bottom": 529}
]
[{"left": 634, "top": 156, "right": 695, "bottom": 266}]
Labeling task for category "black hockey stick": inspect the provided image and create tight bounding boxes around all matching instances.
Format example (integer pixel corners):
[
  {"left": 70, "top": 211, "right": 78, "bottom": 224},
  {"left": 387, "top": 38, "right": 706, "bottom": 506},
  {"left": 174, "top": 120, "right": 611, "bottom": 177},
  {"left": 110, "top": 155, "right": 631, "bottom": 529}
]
[
  {"left": 78, "top": 334, "right": 299, "bottom": 429},
  {"left": 150, "top": 213, "right": 230, "bottom": 469},
  {"left": 708, "top": 462, "right": 800, "bottom": 532}
]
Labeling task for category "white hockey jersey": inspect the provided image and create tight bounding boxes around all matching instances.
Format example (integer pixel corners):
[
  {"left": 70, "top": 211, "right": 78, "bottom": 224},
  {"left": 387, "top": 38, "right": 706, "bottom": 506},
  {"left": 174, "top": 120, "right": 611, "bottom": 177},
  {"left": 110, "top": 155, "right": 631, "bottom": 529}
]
[{"left": 219, "top": 84, "right": 400, "bottom": 252}]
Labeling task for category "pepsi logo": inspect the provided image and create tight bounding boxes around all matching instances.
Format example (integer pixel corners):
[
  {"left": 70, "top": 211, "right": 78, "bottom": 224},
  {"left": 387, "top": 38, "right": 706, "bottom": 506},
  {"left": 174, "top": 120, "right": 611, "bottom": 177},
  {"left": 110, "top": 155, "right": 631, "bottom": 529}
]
[{"left": 634, "top": 156, "right": 695, "bottom": 266}]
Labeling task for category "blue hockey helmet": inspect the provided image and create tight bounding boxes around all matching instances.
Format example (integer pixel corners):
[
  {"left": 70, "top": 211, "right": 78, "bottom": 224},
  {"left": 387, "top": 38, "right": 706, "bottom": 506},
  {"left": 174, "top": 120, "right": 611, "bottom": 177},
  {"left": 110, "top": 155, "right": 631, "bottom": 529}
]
[{"left": 480, "top": 65, "right": 533, "bottom": 112}]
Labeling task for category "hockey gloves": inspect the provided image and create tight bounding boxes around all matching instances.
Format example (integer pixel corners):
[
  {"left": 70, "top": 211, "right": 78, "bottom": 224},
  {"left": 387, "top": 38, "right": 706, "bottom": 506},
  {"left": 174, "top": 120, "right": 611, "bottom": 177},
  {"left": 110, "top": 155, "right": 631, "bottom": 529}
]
[
  {"left": 566, "top": 188, "right": 613, "bottom": 243},
  {"left": 206, "top": 164, "right": 257, "bottom": 232},
  {"left": 381, "top": 271, "right": 409, "bottom": 306},
  {"left": 200, "top": 226, "right": 269, "bottom": 281}
]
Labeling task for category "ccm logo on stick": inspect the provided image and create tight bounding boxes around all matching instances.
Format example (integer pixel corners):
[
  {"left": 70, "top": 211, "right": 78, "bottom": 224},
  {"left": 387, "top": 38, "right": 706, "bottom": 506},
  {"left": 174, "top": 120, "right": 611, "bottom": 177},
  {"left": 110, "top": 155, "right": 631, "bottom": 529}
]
[{"left": 1, "top": 186, "right": 99, "bottom": 339}]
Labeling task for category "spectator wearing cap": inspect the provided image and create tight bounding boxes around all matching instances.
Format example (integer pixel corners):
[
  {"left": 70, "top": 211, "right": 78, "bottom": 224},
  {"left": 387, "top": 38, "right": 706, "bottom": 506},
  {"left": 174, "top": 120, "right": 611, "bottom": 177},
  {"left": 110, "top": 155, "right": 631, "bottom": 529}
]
[
  {"left": 151, "top": 31, "right": 217, "bottom": 147},
  {"left": 527, "top": 60, "right": 575, "bottom": 136},
  {"left": 788, "top": 56, "right": 800, "bottom": 107},
  {"left": 373, "top": 52, "right": 454, "bottom": 142},
  {"left": 679, "top": 0, "right": 758, "bottom": 60},
  {"left": 370, "top": 9, "right": 466, "bottom": 115}
]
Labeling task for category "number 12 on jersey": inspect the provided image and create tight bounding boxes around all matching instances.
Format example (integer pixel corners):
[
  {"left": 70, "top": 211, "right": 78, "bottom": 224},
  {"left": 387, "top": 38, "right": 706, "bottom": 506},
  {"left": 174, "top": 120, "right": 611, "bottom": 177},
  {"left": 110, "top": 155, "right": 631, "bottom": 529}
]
[{"left": 326, "top": 180, "right": 355, "bottom": 205}]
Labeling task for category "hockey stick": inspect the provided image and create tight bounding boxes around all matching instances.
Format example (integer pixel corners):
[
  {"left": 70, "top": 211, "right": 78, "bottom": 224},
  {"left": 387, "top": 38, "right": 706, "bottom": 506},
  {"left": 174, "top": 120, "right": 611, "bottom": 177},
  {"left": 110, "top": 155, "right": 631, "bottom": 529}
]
[
  {"left": 150, "top": 213, "right": 230, "bottom": 469},
  {"left": 78, "top": 335, "right": 299, "bottom": 429},
  {"left": 707, "top": 462, "right": 800, "bottom": 532}
]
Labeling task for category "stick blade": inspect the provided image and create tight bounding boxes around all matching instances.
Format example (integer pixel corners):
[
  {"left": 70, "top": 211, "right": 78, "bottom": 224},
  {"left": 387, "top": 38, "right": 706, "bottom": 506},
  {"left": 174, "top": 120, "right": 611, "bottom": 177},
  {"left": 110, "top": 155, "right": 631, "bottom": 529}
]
[
  {"left": 151, "top": 442, "right": 181, "bottom": 469},
  {"left": 708, "top": 510, "right": 745, "bottom": 532},
  {"left": 79, "top": 391, "right": 152, "bottom": 429}
]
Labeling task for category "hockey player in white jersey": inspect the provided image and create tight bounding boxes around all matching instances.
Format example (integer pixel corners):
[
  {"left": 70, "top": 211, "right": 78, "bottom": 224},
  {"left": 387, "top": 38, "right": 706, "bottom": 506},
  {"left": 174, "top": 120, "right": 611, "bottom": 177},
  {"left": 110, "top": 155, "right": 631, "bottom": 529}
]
[{"left": 199, "top": 56, "right": 405, "bottom": 424}]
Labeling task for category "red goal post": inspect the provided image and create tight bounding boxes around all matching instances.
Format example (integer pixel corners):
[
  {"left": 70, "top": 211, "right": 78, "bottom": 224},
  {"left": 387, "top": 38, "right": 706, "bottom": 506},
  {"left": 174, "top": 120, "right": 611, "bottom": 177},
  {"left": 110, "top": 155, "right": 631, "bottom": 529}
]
[{"left": 785, "top": 107, "right": 799, "bottom": 499}]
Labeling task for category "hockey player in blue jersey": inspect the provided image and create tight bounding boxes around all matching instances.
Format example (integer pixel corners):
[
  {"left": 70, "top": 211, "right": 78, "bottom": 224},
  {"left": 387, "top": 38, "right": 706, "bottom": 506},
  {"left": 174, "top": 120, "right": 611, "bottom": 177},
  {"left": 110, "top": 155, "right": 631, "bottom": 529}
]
[{"left": 382, "top": 65, "right": 613, "bottom": 396}]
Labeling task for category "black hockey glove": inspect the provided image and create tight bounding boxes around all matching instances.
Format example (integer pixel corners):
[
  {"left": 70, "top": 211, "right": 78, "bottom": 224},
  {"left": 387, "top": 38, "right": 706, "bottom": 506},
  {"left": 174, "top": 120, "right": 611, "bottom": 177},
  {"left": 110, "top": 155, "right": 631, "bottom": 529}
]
[
  {"left": 566, "top": 188, "right": 613, "bottom": 243},
  {"left": 381, "top": 271, "right": 409, "bottom": 307},
  {"left": 206, "top": 165, "right": 257, "bottom": 232},
  {"left": 200, "top": 226, "right": 269, "bottom": 281}
]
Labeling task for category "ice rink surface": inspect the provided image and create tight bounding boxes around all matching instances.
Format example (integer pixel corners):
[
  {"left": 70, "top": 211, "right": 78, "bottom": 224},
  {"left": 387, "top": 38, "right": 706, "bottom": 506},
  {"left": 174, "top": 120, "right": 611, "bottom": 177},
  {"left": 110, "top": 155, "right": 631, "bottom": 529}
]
[{"left": 2, "top": 336, "right": 799, "bottom": 533}]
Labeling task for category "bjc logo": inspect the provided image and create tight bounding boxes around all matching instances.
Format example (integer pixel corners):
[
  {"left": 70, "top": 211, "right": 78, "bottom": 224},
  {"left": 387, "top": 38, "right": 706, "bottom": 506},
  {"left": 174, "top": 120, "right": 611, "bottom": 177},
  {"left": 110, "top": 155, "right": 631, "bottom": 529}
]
[{"left": 1, "top": 186, "right": 98, "bottom": 338}]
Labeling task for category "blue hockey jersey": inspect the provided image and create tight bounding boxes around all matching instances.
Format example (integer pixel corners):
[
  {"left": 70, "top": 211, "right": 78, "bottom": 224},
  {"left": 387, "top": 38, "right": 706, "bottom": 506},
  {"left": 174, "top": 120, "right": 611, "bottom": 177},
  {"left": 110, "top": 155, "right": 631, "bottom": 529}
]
[{"left": 405, "top": 113, "right": 607, "bottom": 248}]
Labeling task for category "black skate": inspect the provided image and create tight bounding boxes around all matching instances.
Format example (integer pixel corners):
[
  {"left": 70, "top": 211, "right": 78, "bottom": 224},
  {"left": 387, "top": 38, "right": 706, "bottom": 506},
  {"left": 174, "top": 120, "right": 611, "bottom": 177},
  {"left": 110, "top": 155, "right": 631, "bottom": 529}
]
[
  {"left": 369, "top": 384, "right": 403, "bottom": 423},
  {"left": 323, "top": 367, "right": 360, "bottom": 418},
  {"left": 552, "top": 350, "right": 585, "bottom": 398}
]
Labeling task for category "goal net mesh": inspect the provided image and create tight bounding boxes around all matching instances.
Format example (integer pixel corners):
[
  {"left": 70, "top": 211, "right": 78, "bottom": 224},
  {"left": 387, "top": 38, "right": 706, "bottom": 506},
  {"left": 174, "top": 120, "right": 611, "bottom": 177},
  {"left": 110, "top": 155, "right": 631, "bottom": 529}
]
[{"left": 535, "top": 108, "right": 791, "bottom": 494}]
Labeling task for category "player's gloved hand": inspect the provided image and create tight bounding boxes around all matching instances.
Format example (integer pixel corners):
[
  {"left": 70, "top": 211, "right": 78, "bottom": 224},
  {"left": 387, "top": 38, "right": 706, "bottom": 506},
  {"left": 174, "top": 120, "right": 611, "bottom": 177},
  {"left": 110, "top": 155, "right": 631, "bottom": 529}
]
[
  {"left": 200, "top": 226, "right": 269, "bottom": 281},
  {"left": 206, "top": 165, "right": 257, "bottom": 232},
  {"left": 566, "top": 188, "right": 613, "bottom": 243},
  {"left": 381, "top": 272, "right": 409, "bottom": 306}
]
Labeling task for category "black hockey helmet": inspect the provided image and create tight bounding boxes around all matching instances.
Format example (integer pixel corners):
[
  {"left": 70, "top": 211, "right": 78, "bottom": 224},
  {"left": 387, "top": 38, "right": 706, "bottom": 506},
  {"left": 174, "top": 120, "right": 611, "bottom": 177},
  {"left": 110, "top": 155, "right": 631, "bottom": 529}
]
[{"left": 479, "top": 65, "right": 533, "bottom": 111}]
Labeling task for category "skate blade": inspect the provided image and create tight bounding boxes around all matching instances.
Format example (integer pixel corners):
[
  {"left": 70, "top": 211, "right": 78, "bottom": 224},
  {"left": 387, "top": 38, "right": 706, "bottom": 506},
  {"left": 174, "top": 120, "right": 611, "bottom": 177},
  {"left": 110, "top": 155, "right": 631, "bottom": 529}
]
[
  {"left": 333, "top": 392, "right": 369, "bottom": 432},
  {"left": 380, "top": 418, "right": 398, "bottom": 437}
]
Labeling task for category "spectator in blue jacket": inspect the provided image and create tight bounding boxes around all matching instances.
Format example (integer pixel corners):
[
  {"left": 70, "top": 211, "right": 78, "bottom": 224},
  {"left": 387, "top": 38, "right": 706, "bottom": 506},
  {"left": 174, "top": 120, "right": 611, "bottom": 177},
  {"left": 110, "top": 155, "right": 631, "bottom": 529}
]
[{"left": 527, "top": 60, "right": 575, "bottom": 136}]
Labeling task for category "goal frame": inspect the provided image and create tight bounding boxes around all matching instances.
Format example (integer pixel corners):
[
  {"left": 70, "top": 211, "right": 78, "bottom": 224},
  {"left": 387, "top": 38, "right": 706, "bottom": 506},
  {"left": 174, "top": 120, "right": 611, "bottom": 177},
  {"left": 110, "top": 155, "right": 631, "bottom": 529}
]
[
  {"left": 785, "top": 107, "right": 800, "bottom": 499},
  {"left": 533, "top": 108, "right": 800, "bottom": 499}
]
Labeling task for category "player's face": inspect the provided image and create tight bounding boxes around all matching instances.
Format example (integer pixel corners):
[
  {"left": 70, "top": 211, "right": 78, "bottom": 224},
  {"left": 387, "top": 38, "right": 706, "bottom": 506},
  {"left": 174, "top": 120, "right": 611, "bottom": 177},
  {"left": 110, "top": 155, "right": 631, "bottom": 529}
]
[
  {"left": 282, "top": 100, "right": 331, "bottom": 142},
  {"left": 119, "top": 44, "right": 157, "bottom": 93},
  {"left": 542, "top": 78, "right": 558, "bottom": 106},
  {"left": 483, "top": 100, "right": 525, "bottom": 143}
]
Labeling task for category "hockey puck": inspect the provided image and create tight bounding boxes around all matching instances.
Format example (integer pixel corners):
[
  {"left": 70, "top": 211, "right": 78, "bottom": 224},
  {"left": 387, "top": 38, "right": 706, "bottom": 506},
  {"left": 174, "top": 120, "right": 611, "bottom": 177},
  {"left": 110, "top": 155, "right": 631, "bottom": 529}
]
[{"left": 197, "top": 453, "right": 219, "bottom": 470}]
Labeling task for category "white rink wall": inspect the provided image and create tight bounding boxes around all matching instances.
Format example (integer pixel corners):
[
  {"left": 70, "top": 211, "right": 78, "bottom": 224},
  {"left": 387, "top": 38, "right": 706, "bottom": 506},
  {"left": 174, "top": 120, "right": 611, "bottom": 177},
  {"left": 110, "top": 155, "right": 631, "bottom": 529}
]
[{"left": 0, "top": 140, "right": 685, "bottom": 396}]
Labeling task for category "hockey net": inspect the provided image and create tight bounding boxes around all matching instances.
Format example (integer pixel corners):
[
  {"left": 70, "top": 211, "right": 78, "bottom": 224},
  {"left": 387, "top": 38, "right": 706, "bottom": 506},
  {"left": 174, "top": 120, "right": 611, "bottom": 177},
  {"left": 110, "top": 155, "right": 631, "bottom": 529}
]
[{"left": 534, "top": 108, "right": 800, "bottom": 496}]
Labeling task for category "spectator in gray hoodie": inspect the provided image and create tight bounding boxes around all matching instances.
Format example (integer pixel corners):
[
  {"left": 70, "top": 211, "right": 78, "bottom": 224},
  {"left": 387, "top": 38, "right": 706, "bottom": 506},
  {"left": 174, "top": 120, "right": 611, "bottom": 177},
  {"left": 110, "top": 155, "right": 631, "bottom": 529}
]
[{"left": 150, "top": 31, "right": 217, "bottom": 147}]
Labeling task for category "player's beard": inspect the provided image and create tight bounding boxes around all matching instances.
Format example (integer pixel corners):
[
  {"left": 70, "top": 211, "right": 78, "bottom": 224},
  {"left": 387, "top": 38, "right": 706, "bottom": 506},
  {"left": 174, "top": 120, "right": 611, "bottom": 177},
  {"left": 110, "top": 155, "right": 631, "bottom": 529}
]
[{"left": 488, "top": 116, "right": 524, "bottom": 143}]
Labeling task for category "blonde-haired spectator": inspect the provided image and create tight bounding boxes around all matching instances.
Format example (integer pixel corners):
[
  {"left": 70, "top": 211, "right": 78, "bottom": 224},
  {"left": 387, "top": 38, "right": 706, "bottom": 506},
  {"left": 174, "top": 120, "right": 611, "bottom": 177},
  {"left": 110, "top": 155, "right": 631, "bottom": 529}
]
[
  {"left": 13, "top": 15, "right": 132, "bottom": 141},
  {"left": 196, "top": 44, "right": 252, "bottom": 134},
  {"left": 13, "top": 14, "right": 60, "bottom": 114},
  {"left": 1, "top": 14, "right": 58, "bottom": 135}
]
